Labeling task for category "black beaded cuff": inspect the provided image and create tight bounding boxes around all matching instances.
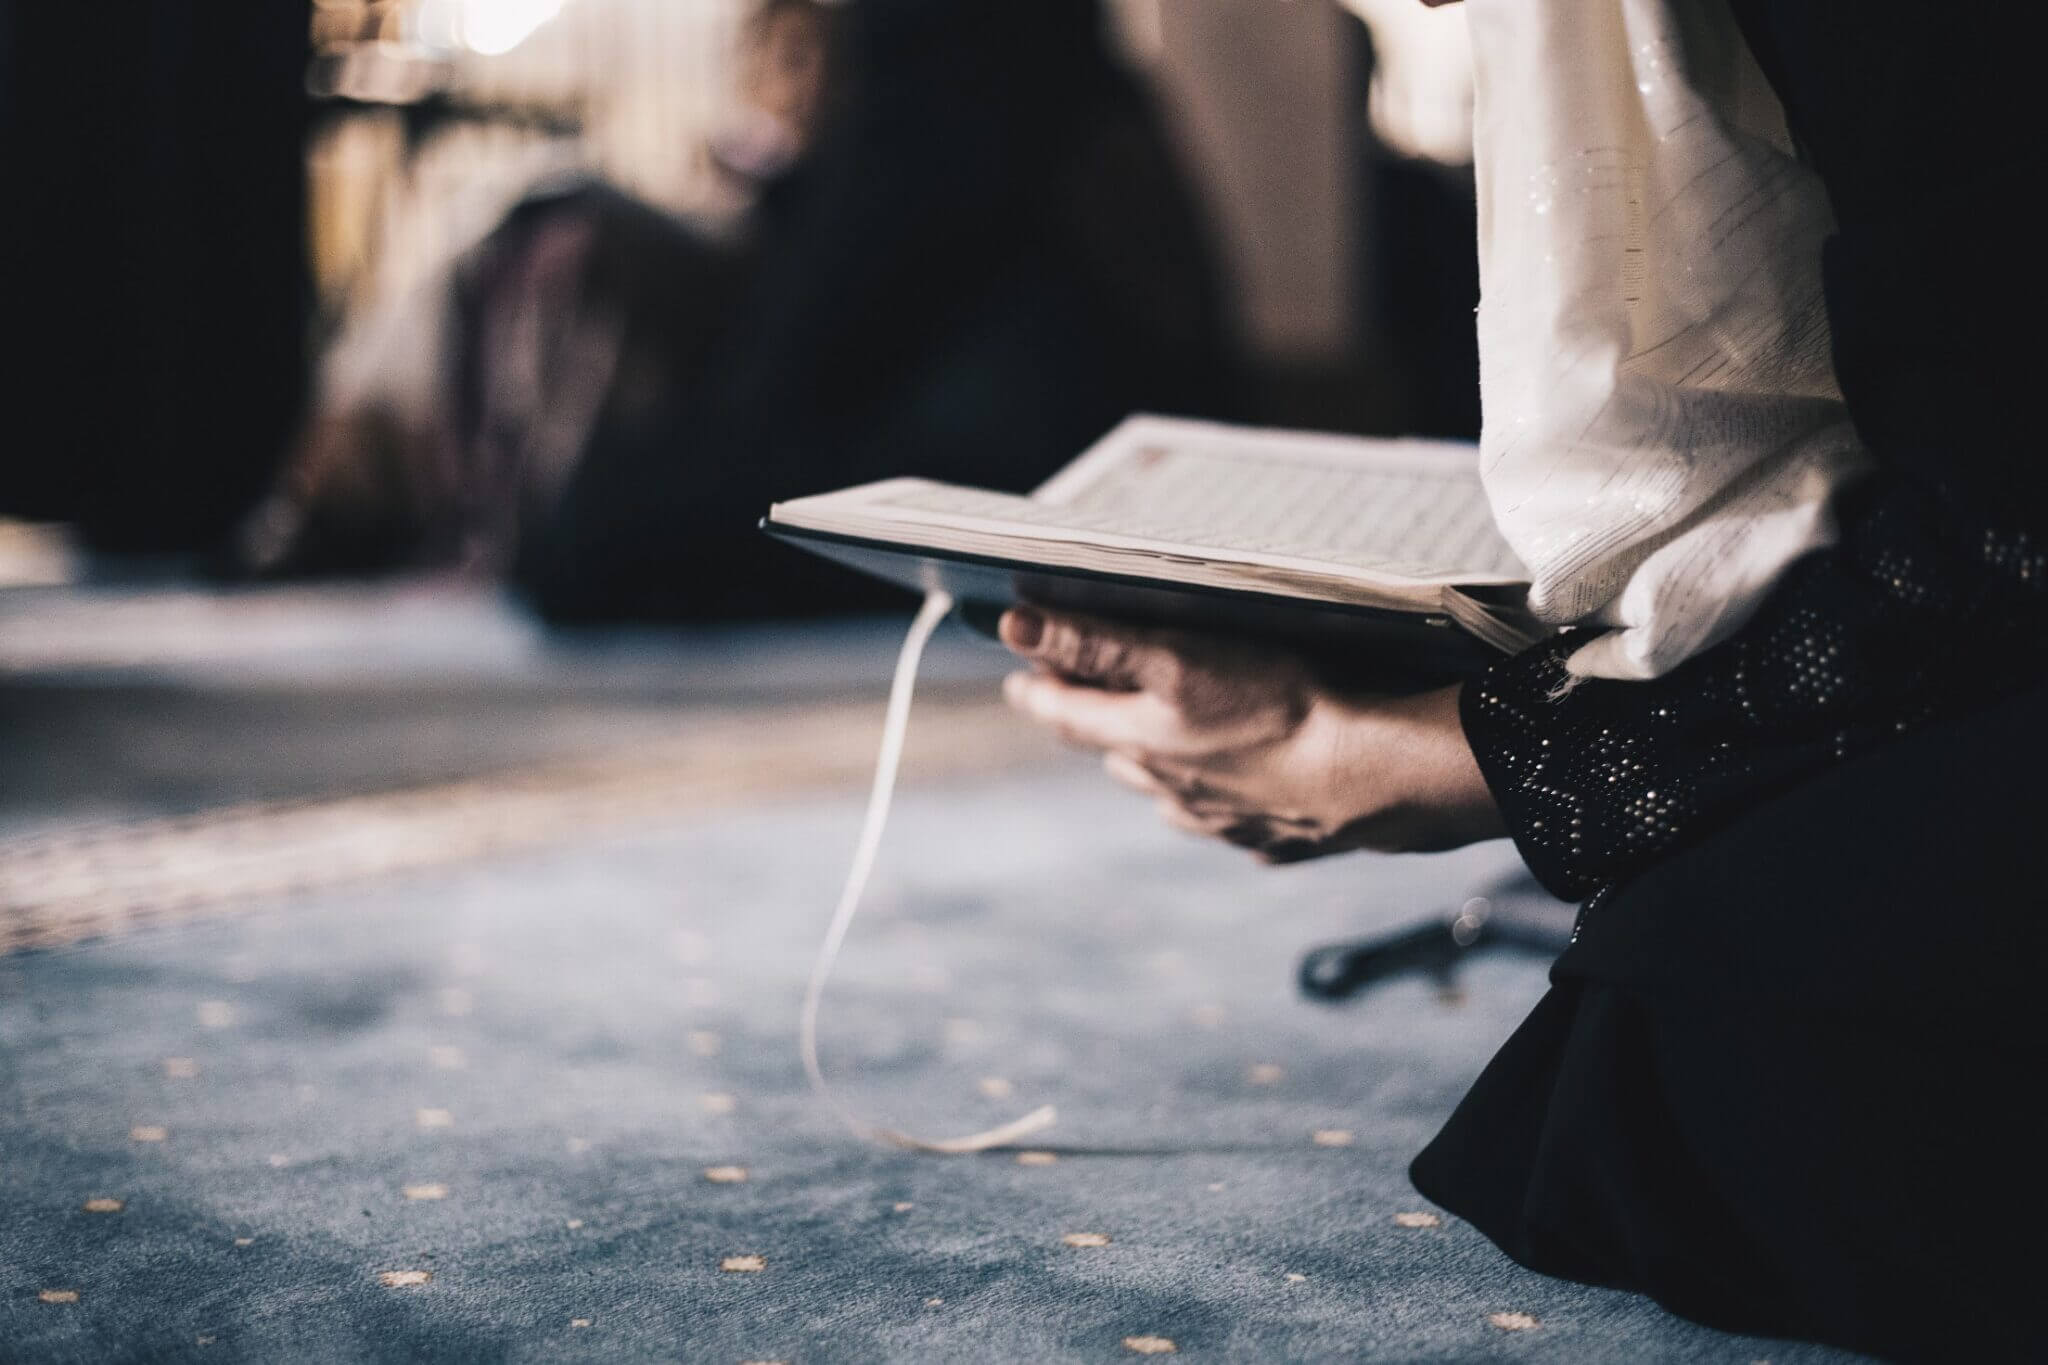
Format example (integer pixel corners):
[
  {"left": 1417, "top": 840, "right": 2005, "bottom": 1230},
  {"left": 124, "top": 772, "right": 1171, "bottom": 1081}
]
[{"left": 1460, "top": 491, "right": 2048, "bottom": 904}]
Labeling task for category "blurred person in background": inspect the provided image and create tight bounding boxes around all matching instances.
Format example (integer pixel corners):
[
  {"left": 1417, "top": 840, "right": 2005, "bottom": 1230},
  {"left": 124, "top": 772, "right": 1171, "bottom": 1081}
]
[{"left": 250, "top": 0, "right": 1238, "bottom": 622}]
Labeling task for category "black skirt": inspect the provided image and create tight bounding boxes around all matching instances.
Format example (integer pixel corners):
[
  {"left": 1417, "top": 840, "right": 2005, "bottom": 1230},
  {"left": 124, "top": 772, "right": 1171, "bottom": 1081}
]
[{"left": 1411, "top": 682, "right": 2048, "bottom": 1363}]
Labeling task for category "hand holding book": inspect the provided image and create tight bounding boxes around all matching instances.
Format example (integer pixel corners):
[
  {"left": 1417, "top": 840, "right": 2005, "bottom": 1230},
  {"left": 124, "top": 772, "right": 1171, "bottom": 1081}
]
[
  {"left": 997, "top": 605, "right": 1505, "bottom": 861},
  {"left": 785, "top": 425, "right": 1522, "bottom": 1150}
]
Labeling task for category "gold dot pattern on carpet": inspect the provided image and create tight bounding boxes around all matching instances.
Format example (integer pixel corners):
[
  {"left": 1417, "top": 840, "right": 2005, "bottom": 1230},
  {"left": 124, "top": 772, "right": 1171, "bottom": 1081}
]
[
  {"left": 83, "top": 1197, "right": 124, "bottom": 1213},
  {"left": 699, "top": 1092, "right": 737, "bottom": 1115},
  {"left": 1014, "top": 1150, "right": 1058, "bottom": 1166},
  {"left": 571, "top": 1318, "right": 591, "bottom": 1328},
  {"left": 924, "top": 1297, "right": 944, "bottom": 1307},
  {"left": 38, "top": 1289, "right": 79, "bottom": 1304},
  {"left": 234, "top": 1238, "right": 255, "bottom": 1246},
  {"left": 893, "top": 1201, "right": 915, "bottom": 1212},
  {"left": 379, "top": 1270, "right": 433, "bottom": 1288},
  {"left": 196, "top": 1336, "right": 215, "bottom": 1346},
  {"left": 1393, "top": 1211, "right": 1441, "bottom": 1229},
  {"left": 415, "top": 1108, "right": 453, "bottom": 1129},
  {"left": 565, "top": 1137, "right": 591, "bottom": 1153},
  {"left": 1247, "top": 1063, "right": 1285, "bottom": 1086},
  {"left": 1062, "top": 1232, "right": 1111, "bottom": 1248},
  {"left": 977, "top": 1076, "right": 1015, "bottom": 1099},
  {"left": 437, "top": 988, "right": 473, "bottom": 1017},
  {"left": 130, "top": 1124, "right": 167, "bottom": 1142},
  {"left": 196, "top": 1001, "right": 235, "bottom": 1029},
  {"left": 1122, "top": 1335, "right": 1177, "bottom": 1354},
  {"left": 720, "top": 1254, "right": 767, "bottom": 1273},
  {"left": 1488, "top": 1311, "right": 1540, "bottom": 1331},
  {"left": 1311, "top": 1129, "right": 1354, "bottom": 1147},
  {"left": 1190, "top": 1004, "right": 1226, "bottom": 1030},
  {"left": 1284, "top": 1272, "right": 1307, "bottom": 1283},
  {"left": 428, "top": 1045, "right": 466, "bottom": 1070},
  {"left": 164, "top": 1057, "right": 199, "bottom": 1079},
  {"left": 267, "top": 1154, "right": 290, "bottom": 1169},
  {"left": 686, "top": 1030, "right": 722, "bottom": 1058},
  {"left": 566, "top": 1219, "right": 584, "bottom": 1229},
  {"left": 403, "top": 1183, "right": 448, "bottom": 1201},
  {"left": 703, "top": 1165, "right": 749, "bottom": 1184}
]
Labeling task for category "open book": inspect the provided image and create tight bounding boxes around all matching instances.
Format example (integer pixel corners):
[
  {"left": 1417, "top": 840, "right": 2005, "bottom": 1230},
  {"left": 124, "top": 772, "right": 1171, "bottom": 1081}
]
[{"left": 765, "top": 416, "right": 1547, "bottom": 681}]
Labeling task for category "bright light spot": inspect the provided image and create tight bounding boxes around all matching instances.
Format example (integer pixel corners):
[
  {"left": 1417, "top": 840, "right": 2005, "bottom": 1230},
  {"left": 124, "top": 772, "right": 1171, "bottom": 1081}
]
[
  {"left": 411, "top": 0, "right": 567, "bottom": 56},
  {"left": 460, "top": 0, "right": 565, "bottom": 55}
]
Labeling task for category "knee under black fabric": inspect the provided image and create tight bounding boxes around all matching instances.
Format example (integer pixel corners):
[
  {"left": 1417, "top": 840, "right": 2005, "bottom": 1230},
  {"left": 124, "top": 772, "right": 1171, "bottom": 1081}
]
[{"left": 1414, "top": 681, "right": 2048, "bottom": 1362}]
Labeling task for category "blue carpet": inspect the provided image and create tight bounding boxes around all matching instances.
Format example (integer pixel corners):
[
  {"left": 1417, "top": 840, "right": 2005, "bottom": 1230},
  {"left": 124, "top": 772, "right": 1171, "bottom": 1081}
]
[{"left": 2, "top": 762, "right": 1870, "bottom": 1363}]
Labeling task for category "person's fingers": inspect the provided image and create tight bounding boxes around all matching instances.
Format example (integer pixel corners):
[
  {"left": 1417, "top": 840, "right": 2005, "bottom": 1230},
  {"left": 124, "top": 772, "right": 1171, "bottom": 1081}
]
[
  {"left": 1107, "top": 750, "right": 1248, "bottom": 818},
  {"left": 1132, "top": 775, "right": 1317, "bottom": 859},
  {"left": 999, "top": 607, "right": 1182, "bottom": 694},
  {"left": 1215, "top": 819, "right": 1274, "bottom": 851},
  {"left": 1257, "top": 837, "right": 1324, "bottom": 864},
  {"left": 1149, "top": 761, "right": 1246, "bottom": 817},
  {"left": 996, "top": 606, "right": 1045, "bottom": 655},
  {"left": 1004, "top": 670, "right": 1186, "bottom": 752},
  {"left": 1157, "top": 798, "right": 1229, "bottom": 838},
  {"left": 1159, "top": 803, "right": 1294, "bottom": 860},
  {"left": 1097, "top": 745, "right": 1234, "bottom": 837},
  {"left": 1103, "top": 749, "right": 1167, "bottom": 797}
]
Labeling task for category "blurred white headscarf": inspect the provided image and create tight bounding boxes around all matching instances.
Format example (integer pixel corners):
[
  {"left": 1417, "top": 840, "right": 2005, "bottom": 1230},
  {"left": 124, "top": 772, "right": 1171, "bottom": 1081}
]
[{"left": 1464, "top": 0, "right": 1870, "bottom": 681}]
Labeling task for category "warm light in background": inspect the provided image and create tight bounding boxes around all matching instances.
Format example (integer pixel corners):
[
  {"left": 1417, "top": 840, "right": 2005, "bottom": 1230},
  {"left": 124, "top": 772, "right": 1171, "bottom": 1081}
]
[
  {"left": 412, "top": 0, "right": 571, "bottom": 56},
  {"left": 306, "top": 0, "right": 744, "bottom": 325},
  {"left": 302, "top": 0, "right": 1434, "bottom": 385}
]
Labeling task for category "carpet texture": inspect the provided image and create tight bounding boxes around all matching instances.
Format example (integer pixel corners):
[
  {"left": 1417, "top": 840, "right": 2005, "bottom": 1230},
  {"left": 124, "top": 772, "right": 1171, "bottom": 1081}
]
[
  {"left": 1, "top": 590, "right": 1872, "bottom": 1362},
  {"left": 2, "top": 769, "right": 1868, "bottom": 1362}
]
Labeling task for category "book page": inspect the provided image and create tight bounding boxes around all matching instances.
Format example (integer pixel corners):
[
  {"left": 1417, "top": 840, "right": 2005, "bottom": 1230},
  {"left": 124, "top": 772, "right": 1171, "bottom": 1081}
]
[
  {"left": 867, "top": 417, "right": 1526, "bottom": 583},
  {"left": 1053, "top": 432, "right": 1522, "bottom": 580}
]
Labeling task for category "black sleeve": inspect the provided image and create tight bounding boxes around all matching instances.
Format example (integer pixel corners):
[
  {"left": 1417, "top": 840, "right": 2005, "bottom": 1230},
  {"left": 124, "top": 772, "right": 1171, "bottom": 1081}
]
[{"left": 1462, "top": 3, "right": 2048, "bottom": 901}]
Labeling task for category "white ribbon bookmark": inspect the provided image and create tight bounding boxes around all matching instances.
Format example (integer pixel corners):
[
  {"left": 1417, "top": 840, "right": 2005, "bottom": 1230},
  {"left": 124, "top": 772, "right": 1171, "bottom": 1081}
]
[{"left": 799, "top": 590, "right": 1058, "bottom": 1154}]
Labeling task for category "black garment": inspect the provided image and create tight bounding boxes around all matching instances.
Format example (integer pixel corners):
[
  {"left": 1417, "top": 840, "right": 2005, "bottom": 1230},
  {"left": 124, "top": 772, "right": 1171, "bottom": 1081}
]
[
  {"left": 1416, "top": 681, "right": 2048, "bottom": 1362},
  {"left": 1422, "top": 5, "right": 2046, "bottom": 1359}
]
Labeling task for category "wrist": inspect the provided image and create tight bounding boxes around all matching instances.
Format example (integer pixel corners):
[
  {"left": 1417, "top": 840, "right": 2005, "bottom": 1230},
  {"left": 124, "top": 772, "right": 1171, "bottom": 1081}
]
[
  {"left": 1304, "top": 683, "right": 1505, "bottom": 852},
  {"left": 1397, "top": 683, "right": 1507, "bottom": 844}
]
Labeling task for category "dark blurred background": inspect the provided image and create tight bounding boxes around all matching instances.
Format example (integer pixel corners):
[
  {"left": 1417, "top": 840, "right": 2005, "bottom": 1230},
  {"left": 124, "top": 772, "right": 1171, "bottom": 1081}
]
[
  {"left": 0, "top": 0, "right": 1479, "bottom": 616},
  {"left": 3, "top": 3, "right": 313, "bottom": 555}
]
